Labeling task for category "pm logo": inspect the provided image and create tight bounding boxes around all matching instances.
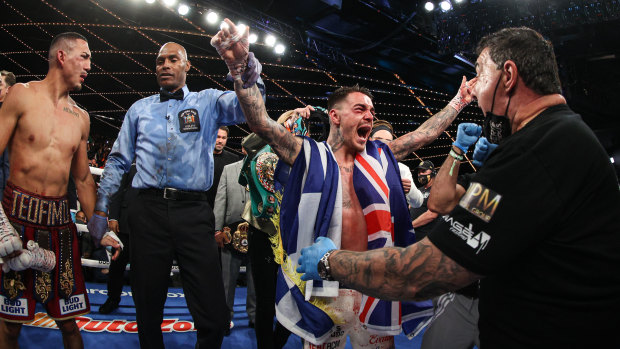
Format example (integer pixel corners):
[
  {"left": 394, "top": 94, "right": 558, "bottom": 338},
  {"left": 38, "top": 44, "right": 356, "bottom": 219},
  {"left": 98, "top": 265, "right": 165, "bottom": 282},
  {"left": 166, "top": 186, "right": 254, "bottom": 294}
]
[{"left": 459, "top": 182, "right": 501, "bottom": 223}]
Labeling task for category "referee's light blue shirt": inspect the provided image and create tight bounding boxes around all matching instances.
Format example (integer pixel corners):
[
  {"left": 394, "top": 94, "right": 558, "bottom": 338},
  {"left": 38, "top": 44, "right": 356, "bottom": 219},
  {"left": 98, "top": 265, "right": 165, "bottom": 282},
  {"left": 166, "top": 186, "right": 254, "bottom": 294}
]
[{"left": 95, "top": 80, "right": 265, "bottom": 213}]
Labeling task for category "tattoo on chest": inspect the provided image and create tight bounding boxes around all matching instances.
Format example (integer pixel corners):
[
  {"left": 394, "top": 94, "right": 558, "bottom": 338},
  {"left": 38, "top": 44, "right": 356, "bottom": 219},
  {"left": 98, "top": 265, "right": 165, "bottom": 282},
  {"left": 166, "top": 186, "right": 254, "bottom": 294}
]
[
  {"left": 63, "top": 107, "right": 79, "bottom": 118},
  {"left": 339, "top": 165, "right": 353, "bottom": 173}
]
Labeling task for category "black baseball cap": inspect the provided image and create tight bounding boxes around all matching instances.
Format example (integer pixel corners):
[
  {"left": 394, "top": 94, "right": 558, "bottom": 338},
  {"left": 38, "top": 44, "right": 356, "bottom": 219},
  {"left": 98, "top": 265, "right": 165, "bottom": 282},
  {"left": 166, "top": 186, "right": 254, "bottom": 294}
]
[{"left": 416, "top": 160, "right": 435, "bottom": 172}]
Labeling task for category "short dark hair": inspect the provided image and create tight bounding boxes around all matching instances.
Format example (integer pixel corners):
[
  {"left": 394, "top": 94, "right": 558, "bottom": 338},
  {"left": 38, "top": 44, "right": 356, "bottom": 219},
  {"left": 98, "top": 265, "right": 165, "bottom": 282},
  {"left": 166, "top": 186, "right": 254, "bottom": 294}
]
[
  {"left": 48, "top": 32, "right": 88, "bottom": 61},
  {"left": 0, "top": 70, "right": 16, "bottom": 86},
  {"left": 476, "top": 27, "right": 561, "bottom": 95},
  {"left": 327, "top": 84, "right": 374, "bottom": 111},
  {"left": 218, "top": 126, "right": 229, "bottom": 135}
]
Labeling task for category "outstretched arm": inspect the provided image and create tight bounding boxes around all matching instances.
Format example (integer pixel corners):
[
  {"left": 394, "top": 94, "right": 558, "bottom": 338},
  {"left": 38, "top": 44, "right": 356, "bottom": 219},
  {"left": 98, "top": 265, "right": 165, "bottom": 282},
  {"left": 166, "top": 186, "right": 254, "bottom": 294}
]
[
  {"left": 211, "top": 18, "right": 303, "bottom": 165},
  {"left": 389, "top": 76, "right": 477, "bottom": 161},
  {"left": 328, "top": 238, "right": 481, "bottom": 301},
  {"left": 232, "top": 80, "right": 302, "bottom": 165},
  {"left": 296, "top": 236, "right": 481, "bottom": 301}
]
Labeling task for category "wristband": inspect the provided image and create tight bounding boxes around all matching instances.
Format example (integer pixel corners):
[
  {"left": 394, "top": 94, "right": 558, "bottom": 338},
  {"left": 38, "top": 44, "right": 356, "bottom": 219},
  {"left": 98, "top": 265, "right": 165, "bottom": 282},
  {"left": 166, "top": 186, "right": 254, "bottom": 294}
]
[
  {"left": 448, "top": 149, "right": 463, "bottom": 176},
  {"left": 449, "top": 149, "right": 464, "bottom": 161}
]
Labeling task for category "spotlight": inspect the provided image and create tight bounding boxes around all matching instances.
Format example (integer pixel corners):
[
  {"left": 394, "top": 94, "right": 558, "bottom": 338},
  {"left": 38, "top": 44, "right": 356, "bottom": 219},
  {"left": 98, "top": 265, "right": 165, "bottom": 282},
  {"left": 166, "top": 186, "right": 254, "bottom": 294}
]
[
  {"left": 178, "top": 4, "right": 189, "bottom": 15},
  {"left": 206, "top": 11, "right": 219, "bottom": 24},
  {"left": 265, "top": 34, "right": 276, "bottom": 47},
  {"left": 425, "top": 2, "right": 435, "bottom": 12},
  {"left": 612, "top": 157, "right": 616, "bottom": 164},
  {"left": 440, "top": 1, "right": 452, "bottom": 12},
  {"left": 220, "top": 21, "right": 229, "bottom": 30},
  {"left": 237, "top": 23, "right": 247, "bottom": 34},
  {"left": 248, "top": 33, "right": 258, "bottom": 44},
  {"left": 454, "top": 0, "right": 464, "bottom": 3},
  {"left": 274, "top": 44, "right": 285, "bottom": 54},
  {"left": 163, "top": 0, "right": 176, "bottom": 7},
  {"left": 145, "top": 0, "right": 155, "bottom": 3}
]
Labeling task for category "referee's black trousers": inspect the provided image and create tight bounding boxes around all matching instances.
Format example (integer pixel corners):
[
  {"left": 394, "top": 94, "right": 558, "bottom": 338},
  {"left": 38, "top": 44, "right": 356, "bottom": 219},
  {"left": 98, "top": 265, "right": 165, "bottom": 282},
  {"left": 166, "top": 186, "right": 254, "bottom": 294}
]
[{"left": 129, "top": 191, "right": 229, "bottom": 349}]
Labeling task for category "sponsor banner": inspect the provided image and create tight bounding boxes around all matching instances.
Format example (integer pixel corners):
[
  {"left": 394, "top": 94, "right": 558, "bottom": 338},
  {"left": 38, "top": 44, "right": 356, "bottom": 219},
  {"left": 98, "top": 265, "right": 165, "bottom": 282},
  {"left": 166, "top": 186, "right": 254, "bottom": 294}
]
[
  {"left": 24, "top": 312, "right": 195, "bottom": 333},
  {"left": 0, "top": 295, "right": 28, "bottom": 317}
]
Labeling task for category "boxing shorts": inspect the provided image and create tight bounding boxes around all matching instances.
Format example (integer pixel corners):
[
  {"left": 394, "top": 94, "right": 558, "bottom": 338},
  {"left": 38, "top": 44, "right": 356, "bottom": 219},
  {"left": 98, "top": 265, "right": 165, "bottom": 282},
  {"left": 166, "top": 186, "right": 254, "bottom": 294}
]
[
  {"left": 0, "top": 182, "right": 90, "bottom": 322},
  {"left": 303, "top": 289, "right": 394, "bottom": 349}
]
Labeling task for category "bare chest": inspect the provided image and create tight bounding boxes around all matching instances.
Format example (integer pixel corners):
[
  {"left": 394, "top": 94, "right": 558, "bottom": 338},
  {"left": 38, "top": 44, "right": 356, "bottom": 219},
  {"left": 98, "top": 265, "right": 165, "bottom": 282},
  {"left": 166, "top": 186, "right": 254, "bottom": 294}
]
[
  {"left": 16, "top": 103, "right": 83, "bottom": 155},
  {"left": 339, "top": 167, "right": 368, "bottom": 251}
]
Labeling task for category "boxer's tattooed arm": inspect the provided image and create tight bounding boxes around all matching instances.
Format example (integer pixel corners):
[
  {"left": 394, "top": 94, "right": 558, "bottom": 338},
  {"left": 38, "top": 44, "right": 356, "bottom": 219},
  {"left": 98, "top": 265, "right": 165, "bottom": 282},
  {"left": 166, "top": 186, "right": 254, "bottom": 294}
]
[
  {"left": 328, "top": 237, "right": 482, "bottom": 301},
  {"left": 389, "top": 106, "right": 458, "bottom": 161},
  {"left": 233, "top": 79, "right": 302, "bottom": 165}
]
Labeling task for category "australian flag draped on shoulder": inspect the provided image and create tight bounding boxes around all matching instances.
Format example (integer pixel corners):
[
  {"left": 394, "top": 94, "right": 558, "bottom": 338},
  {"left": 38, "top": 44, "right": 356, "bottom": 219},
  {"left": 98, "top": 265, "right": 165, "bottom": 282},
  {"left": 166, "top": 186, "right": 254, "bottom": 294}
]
[{"left": 273, "top": 136, "right": 433, "bottom": 345}]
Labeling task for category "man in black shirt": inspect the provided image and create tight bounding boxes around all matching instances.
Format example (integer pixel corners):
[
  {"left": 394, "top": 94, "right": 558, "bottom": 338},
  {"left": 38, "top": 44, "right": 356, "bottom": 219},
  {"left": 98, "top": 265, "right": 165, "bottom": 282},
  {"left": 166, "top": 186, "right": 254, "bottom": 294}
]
[
  {"left": 296, "top": 27, "right": 620, "bottom": 348},
  {"left": 410, "top": 160, "right": 440, "bottom": 242},
  {"left": 206, "top": 126, "right": 241, "bottom": 207}
]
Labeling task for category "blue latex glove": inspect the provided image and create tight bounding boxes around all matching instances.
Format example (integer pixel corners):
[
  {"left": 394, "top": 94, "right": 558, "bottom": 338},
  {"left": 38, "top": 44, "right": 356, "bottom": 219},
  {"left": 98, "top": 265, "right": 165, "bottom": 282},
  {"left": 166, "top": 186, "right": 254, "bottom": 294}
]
[
  {"left": 296, "top": 236, "right": 337, "bottom": 281},
  {"left": 472, "top": 137, "right": 498, "bottom": 167},
  {"left": 453, "top": 123, "right": 482, "bottom": 153},
  {"left": 87, "top": 213, "right": 108, "bottom": 243}
]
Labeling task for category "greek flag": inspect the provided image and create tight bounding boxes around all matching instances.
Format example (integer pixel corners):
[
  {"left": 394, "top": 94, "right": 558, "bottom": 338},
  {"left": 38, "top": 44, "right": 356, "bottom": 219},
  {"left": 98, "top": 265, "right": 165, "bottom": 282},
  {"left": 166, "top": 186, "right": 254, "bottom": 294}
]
[{"left": 274, "top": 137, "right": 433, "bottom": 345}]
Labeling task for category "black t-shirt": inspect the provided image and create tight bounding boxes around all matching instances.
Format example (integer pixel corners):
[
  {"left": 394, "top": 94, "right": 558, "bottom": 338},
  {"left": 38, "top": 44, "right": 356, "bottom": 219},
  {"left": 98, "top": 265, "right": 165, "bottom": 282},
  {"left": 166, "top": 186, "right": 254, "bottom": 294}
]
[
  {"left": 206, "top": 150, "right": 240, "bottom": 207},
  {"left": 428, "top": 105, "right": 620, "bottom": 348},
  {"left": 410, "top": 185, "right": 441, "bottom": 241}
]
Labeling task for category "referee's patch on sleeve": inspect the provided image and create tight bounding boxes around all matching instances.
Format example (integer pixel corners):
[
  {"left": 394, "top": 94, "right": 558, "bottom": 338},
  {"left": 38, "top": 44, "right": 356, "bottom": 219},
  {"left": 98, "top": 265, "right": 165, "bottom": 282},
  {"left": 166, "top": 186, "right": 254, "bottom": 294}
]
[{"left": 459, "top": 182, "right": 502, "bottom": 223}]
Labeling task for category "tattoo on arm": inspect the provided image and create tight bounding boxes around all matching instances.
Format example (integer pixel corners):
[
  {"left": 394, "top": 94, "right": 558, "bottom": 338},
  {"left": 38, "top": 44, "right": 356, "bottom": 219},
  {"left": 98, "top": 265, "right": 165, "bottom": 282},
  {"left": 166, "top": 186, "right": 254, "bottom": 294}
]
[
  {"left": 233, "top": 79, "right": 301, "bottom": 165},
  {"left": 390, "top": 106, "right": 458, "bottom": 161},
  {"left": 329, "top": 238, "right": 481, "bottom": 301}
]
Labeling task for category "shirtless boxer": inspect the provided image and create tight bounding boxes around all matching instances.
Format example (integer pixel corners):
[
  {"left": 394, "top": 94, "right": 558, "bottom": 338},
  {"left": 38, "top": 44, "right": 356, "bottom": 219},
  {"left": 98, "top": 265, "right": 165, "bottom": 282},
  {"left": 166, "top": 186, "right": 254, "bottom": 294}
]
[
  {"left": 0, "top": 32, "right": 115, "bottom": 349},
  {"left": 211, "top": 19, "right": 476, "bottom": 348}
]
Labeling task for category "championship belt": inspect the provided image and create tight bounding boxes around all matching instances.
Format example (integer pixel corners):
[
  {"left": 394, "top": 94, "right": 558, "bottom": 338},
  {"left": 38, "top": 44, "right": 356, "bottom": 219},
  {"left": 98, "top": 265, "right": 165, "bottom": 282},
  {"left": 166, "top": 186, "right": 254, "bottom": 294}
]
[
  {"left": 239, "top": 145, "right": 279, "bottom": 219},
  {"left": 231, "top": 222, "right": 249, "bottom": 254}
]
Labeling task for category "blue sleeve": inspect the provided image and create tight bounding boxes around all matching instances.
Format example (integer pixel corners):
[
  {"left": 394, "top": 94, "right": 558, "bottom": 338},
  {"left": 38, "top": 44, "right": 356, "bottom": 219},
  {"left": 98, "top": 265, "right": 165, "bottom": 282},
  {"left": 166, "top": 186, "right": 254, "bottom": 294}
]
[
  {"left": 95, "top": 105, "right": 137, "bottom": 213},
  {"left": 215, "top": 76, "right": 266, "bottom": 126}
]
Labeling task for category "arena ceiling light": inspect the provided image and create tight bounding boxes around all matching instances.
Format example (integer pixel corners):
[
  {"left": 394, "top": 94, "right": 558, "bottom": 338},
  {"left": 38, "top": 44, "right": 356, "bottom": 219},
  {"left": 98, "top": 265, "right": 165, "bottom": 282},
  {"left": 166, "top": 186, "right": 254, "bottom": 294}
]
[
  {"left": 177, "top": 4, "right": 189, "bottom": 15},
  {"left": 424, "top": 2, "right": 435, "bottom": 12},
  {"left": 454, "top": 0, "right": 464, "bottom": 3},
  {"left": 274, "top": 44, "right": 285, "bottom": 54},
  {"left": 163, "top": 0, "right": 176, "bottom": 7},
  {"left": 248, "top": 33, "right": 258, "bottom": 44},
  {"left": 265, "top": 34, "right": 276, "bottom": 47},
  {"left": 440, "top": 1, "right": 452, "bottom": 12},
  {"left": 205, "top": 11, "right": 219, "bottom": 24},
  {"left": 145, "top": 0, "right": 155, "bottom": 4},
  {"left": 237, "top": 23, "right": 247, "bottom": 34}
]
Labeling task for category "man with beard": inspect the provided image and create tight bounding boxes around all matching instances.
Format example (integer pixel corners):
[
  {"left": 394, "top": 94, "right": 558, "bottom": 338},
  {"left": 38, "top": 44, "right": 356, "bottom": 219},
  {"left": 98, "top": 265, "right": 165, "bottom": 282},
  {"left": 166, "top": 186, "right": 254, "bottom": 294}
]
[
  {"left": 206, "top": 126, "right": 241, "bottom": 208},
  {"left": 297, "top": 27, "right": 620, "bottom": 348},
  {"left": 212, "top": 19, "right": 478, "bottom": 348},
  {"left": 0, "top": 32, "right": 112, "bottom": 349}
]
